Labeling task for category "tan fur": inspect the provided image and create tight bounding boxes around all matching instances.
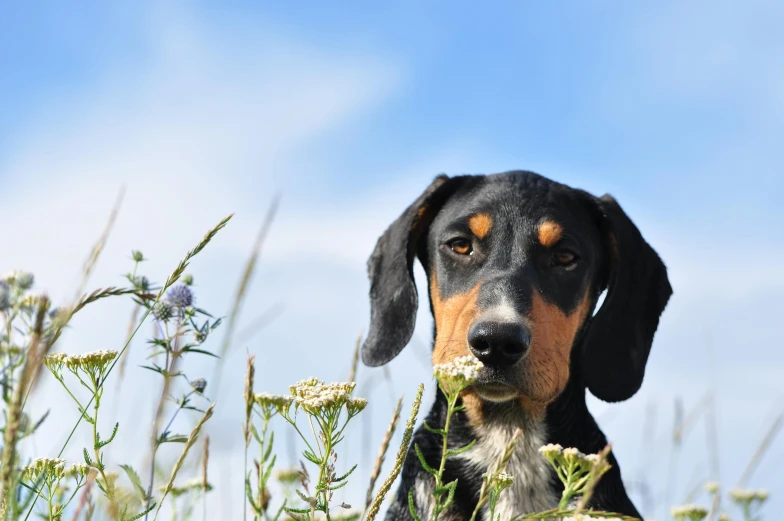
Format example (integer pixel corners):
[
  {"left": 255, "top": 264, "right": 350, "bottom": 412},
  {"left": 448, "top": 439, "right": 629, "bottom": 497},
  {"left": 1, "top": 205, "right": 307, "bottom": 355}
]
[
  {"left": 524, "top": 289, "right": 591, "bottom": 407},
  {"left": 430, "top": 278, "right": 481, "bottom": 366},
  {"left": 537, "top": 220, "right": 563, "bottom": 247},
  {"left": 468, "top": 213, "right": 493, "bottom": 239}
]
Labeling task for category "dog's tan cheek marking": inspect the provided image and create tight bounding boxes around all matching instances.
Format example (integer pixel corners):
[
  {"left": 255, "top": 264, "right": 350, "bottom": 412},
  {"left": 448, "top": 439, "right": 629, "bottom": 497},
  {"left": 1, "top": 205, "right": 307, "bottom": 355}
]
[
  {"left": 468, "top": 213, "right": 493, "bottom": 239},
  {"left": 524, "top": 289, "right": 592, "bottom": 407},
  {"left": 537, "top": 220, "right": 563, "bottom": 248},
  {"left": 430, "top": 278, "right": 481, "bottom": 367},
  {"left": 460, "top": 391, "right": 485, "bottom": 427}
]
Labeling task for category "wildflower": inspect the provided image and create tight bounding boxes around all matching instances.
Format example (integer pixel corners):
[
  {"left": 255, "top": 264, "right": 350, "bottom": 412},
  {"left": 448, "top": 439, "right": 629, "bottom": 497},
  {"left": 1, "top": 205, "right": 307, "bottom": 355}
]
[
  {"left": 181, "top": 274, "right": 194, "bottom": 286},
  {"left": 133, "top": 275, "right": 151, "bottom": 291},
  {"left": 191, "top": 378, "right": 207, "bottom": 394},
  {"left": 0, "top": 281, "right": 10, "bottom": 310},
  {"left": 718, "top": 514, "right": 730, "bottom": 521},
  {"left": 670, "top": 504, "right": 709, "bottom": 521},
  {"left": 275, "top": 467, "right": 302, "bottom": 485},
  {"left": 66, "top": 463, "right": 90, "bottom": 479},
  {"left": 255, "top": 392, "right": 294, "bottom": 410},
  {"left": 44, "top": 353, "right": 69, "bottom": 374},
  {"left": 483, "top": 471, "right": 515, "bottom": 491},
  {"left": 65, "top": 350, "right": 118, "bottom": 380},
  {"left": 433, "top": 355, "right": 483, "bottom": 393},
  {"left": 346, "top": 397, "right": 368, "bottom": 415},
  {"left": 703, "top": 481, "right": 720, "bottom": 494},
  {"left": 729, "top": 488, "right": 768, "bottom": 505},
  {"left": 153, "top": 300, "right": 174, "bottom": 322},
  {"left": 289, "top": 379, "right": 360, "bottom": 414},
  {"left": 21, "top": 457, "right": 66, "bottom": 482},
  {"left": 167, "top": 284, "right": 194, "bottom": 308},
  {"left": 538, "top": 443, "right": 564, "bottom": 463},
  {"left": 131, "top": 250, "right": 145, "bottom": 262},
  {"left": 4, "top": 270, "right": 34, "bottom": 290}
]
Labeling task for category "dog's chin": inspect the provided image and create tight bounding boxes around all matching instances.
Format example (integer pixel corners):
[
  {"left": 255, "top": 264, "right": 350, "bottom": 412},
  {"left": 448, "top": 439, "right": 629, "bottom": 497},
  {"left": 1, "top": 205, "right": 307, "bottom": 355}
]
[{"left": 473, "top": 383, "right": 519, "bottom": 403}]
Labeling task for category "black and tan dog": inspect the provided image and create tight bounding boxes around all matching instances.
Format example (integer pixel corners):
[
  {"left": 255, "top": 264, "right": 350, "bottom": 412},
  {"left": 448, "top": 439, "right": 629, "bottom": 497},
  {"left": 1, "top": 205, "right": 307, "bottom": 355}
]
[{"left": 361, "top": 171, "right": 672, "bottom": 520}]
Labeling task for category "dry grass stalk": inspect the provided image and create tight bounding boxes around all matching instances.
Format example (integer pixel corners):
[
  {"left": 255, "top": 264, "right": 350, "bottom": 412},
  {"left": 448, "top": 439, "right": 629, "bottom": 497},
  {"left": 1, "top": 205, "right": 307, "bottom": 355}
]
[
  {"left": 212, "top": 197, "right": 279, "bottom": 395},
  {"left": 736, "top": 410, "right": 784, "bottom": 487},
  {"left": 574, "top": 444, "right": 613, "bottom": 514},
  {"left": 365, "top": 383, "right": 424, "bottom": 521},
  {"left": 154, "top": 403, "right": 215, "bottom": 521},
  {"left": 73, "top": 187, "right": 125, "bottom": 301},
  {"left": 349, "top": 335, "right": 362, "bottom": 384},
  {"left": 0, "top": 298, "right": 48, "bottom": 516},
  {"left": 202, "top": 435, "right": 210, "bottom": 521},
  {"left": 365, "top": 397, "right": 403, "bottom": 510},
  {"left": 243, "top": 353, "right": 256, "bottom": 521}
]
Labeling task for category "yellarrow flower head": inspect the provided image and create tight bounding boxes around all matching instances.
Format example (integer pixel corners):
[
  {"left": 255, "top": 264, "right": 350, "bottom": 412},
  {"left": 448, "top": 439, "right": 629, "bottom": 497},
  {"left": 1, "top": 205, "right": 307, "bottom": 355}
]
[
  {"left": 670, "top": 504, "right": 709, "bottom": 521},
  {"left": 21, "top": 457, "right": 66, "bottom": 484},
  {"left": 433, "top": 355, "right": 483, "bottom": 394}
]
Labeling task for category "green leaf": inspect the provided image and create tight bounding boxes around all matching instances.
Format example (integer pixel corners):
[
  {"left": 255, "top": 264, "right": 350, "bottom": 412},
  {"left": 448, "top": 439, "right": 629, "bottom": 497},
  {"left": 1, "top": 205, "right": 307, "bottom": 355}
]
[
  {"left": 442, "top": 480, "right": 458, "bottom": 510},
  {"left": 295, "top": 489, "right": 312, "bottom": 504},
  {"left": 332, "top": 464, "right": 357, "bottom": 483},
  {"left": 414, "top": 443, "right": 438, "bottom": 476},
  {"left": 423, "top": 421, "right": 446, "bottom": 436},
  {"left": 284, "top": 507, "right": 311, "bottom": 514},
  {"left": 97, "top": 422, "right": 120, "bottom": 449},
  {"left": 445, "top": 439, "right": 477, "bottom": 457},
  {"left": 119, "top": 464, "right": 147, "bottom": 501},
  {"left": 408, "top": 488, "right": 424, "bottom": 521},
  {"left": 181, "top": 347, "right": 219, "bottom": 358}
]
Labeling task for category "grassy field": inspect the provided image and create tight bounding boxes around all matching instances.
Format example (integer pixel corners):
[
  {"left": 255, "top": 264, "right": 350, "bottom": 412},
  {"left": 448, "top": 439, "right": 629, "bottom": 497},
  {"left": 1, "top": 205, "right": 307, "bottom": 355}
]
[{"left": 0, "top": 211, "right": 776, "bottom": 521}]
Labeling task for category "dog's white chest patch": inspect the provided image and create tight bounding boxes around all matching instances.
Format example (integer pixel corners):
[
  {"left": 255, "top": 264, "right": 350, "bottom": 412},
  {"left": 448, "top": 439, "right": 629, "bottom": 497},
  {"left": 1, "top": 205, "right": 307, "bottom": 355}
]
[{"left": 459, "top": 420, "right": 558, "bottom": 521}]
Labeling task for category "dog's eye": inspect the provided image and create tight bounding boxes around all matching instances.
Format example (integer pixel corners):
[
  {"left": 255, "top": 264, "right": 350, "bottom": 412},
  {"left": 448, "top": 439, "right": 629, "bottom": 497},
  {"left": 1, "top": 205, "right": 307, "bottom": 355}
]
[
  {"left": 448, "top": 238, "right": 473, "bottom": 256},
  {"left": 552, "top": 250, "right": 577, "bottom": 267}
]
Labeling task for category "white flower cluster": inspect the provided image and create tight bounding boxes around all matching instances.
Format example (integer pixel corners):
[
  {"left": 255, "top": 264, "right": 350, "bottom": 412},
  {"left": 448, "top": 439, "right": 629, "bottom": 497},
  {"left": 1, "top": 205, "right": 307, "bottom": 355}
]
[
  {"left": 21, "top": 457, "right": 66, "bottom": 482},
  {"left": 482, "top": 471, "right": 515, "bottom": 490},
  {"left": 65, "top": 463, "right": 91, "bottom": 479},
  {"left": 670, "top": 504, "right": 709, "bottom": 521},
  {"left": 433, "top": 355, "right": 483, "bottom": 392},
  {"left": 703, "top": 481, "right": 720, "bottom": 494},
  {"left": 728, "top": 488, "right": 768, "bottom": 503},
  {"left": 45, "top": 350, "right": 117, "bottom": 376},
  {"left": 288, "top": 379, "right": 366, "bottom": 415},
  {"left": 537, "top": 443, "right": 611, "bottom": 488},
  {"left": 254, "top": 392, "right": 294, "bottom": 410}
]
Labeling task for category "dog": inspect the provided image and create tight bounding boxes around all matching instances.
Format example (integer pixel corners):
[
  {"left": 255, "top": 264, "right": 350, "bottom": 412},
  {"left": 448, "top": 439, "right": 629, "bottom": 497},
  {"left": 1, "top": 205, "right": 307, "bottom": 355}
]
[{"left": 361, "top": 171, "right": 672, "bottom": 520}]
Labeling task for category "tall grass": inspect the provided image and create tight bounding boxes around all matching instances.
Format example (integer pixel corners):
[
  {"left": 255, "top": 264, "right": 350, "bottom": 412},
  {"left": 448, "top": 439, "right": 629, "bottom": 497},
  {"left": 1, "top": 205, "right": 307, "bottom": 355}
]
[{"left": 0, "top": 214, "right": 777, "bottom": 521}]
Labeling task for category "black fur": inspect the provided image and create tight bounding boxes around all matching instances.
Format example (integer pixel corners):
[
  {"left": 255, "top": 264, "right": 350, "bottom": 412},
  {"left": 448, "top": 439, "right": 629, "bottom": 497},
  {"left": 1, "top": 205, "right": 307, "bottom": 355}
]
[{"left": 362, "top": 171, "right": 672, "bottom": 520}]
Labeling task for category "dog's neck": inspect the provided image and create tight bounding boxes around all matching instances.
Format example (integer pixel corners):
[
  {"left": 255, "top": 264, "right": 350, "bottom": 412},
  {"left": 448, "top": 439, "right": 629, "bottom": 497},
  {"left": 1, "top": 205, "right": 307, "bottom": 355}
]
[{"left": 434, "top": 378, "right": 604, "bottom": 520}]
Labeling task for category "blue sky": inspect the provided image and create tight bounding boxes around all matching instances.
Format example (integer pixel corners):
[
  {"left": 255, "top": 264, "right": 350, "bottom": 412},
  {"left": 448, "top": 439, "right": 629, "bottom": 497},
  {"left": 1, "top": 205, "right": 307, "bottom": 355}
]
[{"left": 2, "top": 1, "right": 783, "bottom": 519}]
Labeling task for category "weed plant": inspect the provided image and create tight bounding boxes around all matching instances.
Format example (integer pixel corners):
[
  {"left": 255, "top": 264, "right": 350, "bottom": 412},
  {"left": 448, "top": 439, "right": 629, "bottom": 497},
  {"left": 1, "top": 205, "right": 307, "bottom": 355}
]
[{"left": 0, "top": 215, "right": 775, "bottom": 521}]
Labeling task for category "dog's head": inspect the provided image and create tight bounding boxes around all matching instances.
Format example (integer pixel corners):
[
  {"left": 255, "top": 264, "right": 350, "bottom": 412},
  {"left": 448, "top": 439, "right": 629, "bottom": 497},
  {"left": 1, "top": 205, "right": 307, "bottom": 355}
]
[{"left": 362, "top": 171, "right": 672, "bottom": 408}]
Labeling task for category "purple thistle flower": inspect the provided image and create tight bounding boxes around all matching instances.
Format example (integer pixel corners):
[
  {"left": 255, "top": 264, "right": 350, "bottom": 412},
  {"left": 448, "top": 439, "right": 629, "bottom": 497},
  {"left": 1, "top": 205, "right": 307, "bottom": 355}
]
[
  {"left": 166, "top": 284, "right": 194, "bottom": 309},
  {"left": 152, "top": 300, "right": 174, "bottom": 322}
]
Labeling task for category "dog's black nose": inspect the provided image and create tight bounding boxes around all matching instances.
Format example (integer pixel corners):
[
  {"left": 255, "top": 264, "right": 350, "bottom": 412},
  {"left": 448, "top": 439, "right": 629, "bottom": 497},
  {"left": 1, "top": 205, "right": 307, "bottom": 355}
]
[{"left": 468, "top": 321, "right": 530, "bottom": 366}]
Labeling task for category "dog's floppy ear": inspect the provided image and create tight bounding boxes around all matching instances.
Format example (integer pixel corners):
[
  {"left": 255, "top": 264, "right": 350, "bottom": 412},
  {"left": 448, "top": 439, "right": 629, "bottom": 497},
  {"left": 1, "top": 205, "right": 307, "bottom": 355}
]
[
  {"left": 362, "top": 175, "right": 465, "bottom": 367},
  {"left": 581, "top": 194, "right": 673, "bottom": 402}
]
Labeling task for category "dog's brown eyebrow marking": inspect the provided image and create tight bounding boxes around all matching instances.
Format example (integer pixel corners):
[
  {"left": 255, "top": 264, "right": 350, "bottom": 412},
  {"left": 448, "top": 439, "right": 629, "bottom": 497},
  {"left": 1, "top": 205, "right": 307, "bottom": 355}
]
[
  {"left": 537, "top": 220, "right": 563, "bottom": 247},
  {"left": 468, "top": 213, "right": 493, "bottom": 239}
]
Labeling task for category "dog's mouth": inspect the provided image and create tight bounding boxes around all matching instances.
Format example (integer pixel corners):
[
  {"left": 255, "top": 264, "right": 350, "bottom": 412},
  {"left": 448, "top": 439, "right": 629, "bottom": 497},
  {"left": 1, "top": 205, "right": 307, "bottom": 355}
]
[
  {"left": 473, "top": 382, "right": 518, "bottom": 402},
  {"left": 473, "top": 368, "right": 520, "bottom": 402}
]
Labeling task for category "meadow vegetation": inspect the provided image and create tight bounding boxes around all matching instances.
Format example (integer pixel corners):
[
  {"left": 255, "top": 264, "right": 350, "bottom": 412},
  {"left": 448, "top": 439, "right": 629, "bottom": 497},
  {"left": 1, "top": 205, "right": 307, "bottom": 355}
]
[{"left": 0, "top": 213, "right": 773, "bottom": 521}]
